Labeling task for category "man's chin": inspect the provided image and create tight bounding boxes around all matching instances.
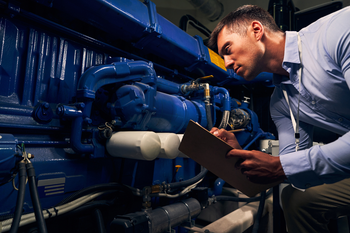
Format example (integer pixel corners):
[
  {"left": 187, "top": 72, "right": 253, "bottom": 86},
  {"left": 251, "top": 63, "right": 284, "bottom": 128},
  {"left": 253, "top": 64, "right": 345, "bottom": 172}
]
[
  {"left": 242, "top": 71, "right": 262, "bottom": 81},
  {"left": 242, "top": 75, "right": 256, "bottom": 82}
]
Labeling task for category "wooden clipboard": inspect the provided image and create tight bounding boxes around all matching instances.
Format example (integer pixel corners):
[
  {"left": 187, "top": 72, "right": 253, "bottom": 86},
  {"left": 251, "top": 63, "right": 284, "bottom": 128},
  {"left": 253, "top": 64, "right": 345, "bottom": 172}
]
[{"left": 178, "top": 120, "right": 280, "bottom": 197}]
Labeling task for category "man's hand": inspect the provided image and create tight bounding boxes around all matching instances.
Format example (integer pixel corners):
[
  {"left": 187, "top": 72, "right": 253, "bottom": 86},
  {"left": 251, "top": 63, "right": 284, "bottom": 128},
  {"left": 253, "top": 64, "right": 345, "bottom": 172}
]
[
  {"left": 227, "top": 149, "right": 286, "bottom": 184},
  {"left": 210, "top": 127, "right": 242, "bottom": 149}
]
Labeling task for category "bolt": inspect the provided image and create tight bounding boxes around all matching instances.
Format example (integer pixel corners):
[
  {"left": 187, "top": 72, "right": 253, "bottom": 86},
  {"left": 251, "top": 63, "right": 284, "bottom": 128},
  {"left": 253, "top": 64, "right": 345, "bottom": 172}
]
[
  {"left": 78, "top": 103, "right": 85, "bottom": 109},
  {"left": 56, "top": 106, "right": 64, "bottom": 116},
  {"left": 84, "top": 118, "right": 92, "bottom": 124}
]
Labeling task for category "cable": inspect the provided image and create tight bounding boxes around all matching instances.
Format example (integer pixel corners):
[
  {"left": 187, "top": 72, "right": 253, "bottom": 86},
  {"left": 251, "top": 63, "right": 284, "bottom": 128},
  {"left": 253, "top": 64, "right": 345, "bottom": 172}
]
[
  {"left": 9, "top": 162, "right": 26, "bottom": 233},
  {"left": 151, "top": 178, "right": 204, "bottom": 198},
  {"left": 57, "top": 182, "right": 130, "bottom": 206},
  {"left": 168, "top": 168, "right": 208, "bottom": 190},
  {"left": 26, "top": 162, "right": 48, "bottom": 233},
  {"left": 215, "top": 188, "right": 272, "bottom": 203},
  {"left": 252, "top": 190, "right": 267, "bottom": 233},
  {"left": 1, "top": 191, "right": 114, "bottom": 232},
  {"left": 57, "top": 200, "right": 110, "bottom": 219},
  {"left": 205, "top": 104, "right": 213, "bottom": 130},
  {"left": 94, "top": 209, "right": 106, "bottom": 233},
  {"left": 179, "top": 15, "right": 211, "bottom": 37}
]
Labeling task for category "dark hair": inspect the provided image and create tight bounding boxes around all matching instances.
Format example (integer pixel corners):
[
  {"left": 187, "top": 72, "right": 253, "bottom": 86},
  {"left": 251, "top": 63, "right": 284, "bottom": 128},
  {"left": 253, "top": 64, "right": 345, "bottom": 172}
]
[{"left": 207, "top": 5, "right": 283, "bottom": 52}]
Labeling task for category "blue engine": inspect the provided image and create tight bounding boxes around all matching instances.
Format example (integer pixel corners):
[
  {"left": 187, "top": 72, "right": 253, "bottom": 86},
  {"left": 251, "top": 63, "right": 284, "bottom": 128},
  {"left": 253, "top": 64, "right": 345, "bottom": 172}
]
[{"left": 0, "top": 0, "right": 275, "bottom": 232}]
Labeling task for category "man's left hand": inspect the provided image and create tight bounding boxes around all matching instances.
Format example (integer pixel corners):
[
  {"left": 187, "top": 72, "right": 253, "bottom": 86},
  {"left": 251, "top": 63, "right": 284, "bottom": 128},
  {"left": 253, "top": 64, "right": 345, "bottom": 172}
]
[{"left": 227, "top": 149, "right": 286, "bottom": 184}]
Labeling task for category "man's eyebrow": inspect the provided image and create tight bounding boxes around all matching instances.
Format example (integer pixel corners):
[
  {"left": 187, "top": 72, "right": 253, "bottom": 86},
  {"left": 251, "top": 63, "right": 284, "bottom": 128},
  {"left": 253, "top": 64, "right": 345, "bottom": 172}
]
[{"left": 219, "top": 42, "right": 230, "bottom": 57}]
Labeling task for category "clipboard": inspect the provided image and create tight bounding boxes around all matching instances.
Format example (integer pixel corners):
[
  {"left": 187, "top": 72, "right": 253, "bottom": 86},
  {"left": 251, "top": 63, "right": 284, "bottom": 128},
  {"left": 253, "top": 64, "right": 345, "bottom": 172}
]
[{"left": 178, "top": 120, "right": 280, "bottom": 197}]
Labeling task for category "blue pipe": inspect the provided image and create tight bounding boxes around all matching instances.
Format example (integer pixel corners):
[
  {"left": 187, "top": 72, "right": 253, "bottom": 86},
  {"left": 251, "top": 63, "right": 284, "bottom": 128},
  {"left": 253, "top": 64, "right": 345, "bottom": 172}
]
[
  {"left": 211, "top": 178, "right": 225, "bottom": 196},
  {"left": 77, "top": 61, "right": 156, "bottom": 99},
  {"left": 156, "top": 78, "right": 183, "bottom": 94},
  {"left": 212, "top": 87, "right": 231, "bottom": 111},
  {"left": 62, "top": 60, "right": 157, "bottom": 154},
  {"left": 70, "top": 117, "right": 94, "bottom": 153},
  {"left": 243, "top": 130, "right": 264, "bottom": 150}
]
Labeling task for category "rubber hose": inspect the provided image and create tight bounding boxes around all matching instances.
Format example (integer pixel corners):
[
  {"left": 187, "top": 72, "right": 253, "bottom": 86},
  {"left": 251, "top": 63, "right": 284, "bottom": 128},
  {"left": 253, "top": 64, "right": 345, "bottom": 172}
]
[
  {"left": 26, "top": 163, "right": 48, "bottom": 233},
  {"left": 59, "top": 201, "right": 110, "bottom": 219},
  {"left": 57, "top": 182, "right": 131, "bottom": 206},
  {"left": 9, "top": 162, "right": 27, "bottom": 233},
  {"left": 94, "top": 209, "right": 106, "bottom": 233},
  {"left": 205, "top": 104, "right": 213, "bottom": 130},
  {"left": 215, "top": 188, "right": 272, "bottom": 203},
  {"left": 168, "top": 168, "right": 208, "bottom": 190},
  {"left": 252, "top": 190, "right": 267, "bottom": 233}
]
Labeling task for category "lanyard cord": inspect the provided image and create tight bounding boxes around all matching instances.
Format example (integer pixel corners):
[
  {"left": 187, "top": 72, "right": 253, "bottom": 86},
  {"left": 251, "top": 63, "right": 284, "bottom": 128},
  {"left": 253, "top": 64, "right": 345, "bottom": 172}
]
[{"left": 282, "top": 33, "right": 302, "bottom": 152}]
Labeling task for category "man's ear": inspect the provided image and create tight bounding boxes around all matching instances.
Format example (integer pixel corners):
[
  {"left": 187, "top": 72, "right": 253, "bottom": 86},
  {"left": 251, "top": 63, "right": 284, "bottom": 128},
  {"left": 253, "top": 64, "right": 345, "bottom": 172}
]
[{"left": 251, "top": 21, "right": 264, "bottom": 41}]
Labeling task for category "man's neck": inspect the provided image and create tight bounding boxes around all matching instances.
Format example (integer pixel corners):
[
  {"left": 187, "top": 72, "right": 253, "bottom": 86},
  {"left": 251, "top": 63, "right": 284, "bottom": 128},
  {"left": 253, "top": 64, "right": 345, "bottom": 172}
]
[{"left": 264, "top": 31, "right": 289, "bottom": 77}]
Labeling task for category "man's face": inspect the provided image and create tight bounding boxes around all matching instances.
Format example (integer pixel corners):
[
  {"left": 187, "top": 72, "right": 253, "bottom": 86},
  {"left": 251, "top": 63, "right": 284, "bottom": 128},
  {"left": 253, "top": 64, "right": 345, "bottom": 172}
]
[{"left": 217, "top": 25, "right": 264, "bottom": 81}]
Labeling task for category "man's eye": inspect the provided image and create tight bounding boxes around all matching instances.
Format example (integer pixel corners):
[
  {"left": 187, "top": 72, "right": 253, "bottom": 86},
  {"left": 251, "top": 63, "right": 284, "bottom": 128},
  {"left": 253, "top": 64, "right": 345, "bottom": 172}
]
[{"left": 225, "top": 46, "right": 230, "bottom": 54}]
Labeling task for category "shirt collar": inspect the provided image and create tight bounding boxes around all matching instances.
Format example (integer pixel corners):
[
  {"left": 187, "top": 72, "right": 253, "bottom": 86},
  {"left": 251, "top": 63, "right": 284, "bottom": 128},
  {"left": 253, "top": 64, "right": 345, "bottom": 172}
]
[{"left": 282, "top": 31, "right": 301, "bottom": 71}]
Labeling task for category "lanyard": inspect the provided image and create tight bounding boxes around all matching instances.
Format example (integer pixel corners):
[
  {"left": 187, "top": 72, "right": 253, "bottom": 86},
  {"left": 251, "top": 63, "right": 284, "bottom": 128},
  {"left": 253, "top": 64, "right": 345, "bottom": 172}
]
[{"left": 282, "top": 33, "right": 302, "bottom": 152}]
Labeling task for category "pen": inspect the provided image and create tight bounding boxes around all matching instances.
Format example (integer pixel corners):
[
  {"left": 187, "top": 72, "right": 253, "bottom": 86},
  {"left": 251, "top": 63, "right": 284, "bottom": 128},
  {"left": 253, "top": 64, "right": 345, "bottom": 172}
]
[{"left": 228, "top": 129, "right": 245, "bottom": 133}]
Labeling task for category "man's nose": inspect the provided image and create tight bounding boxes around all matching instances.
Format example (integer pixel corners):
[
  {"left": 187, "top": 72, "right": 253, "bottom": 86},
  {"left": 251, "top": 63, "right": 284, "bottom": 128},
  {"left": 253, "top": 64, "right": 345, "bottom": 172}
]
[{"left": 224, "top": 56, "right": 234, "bottom": 69}]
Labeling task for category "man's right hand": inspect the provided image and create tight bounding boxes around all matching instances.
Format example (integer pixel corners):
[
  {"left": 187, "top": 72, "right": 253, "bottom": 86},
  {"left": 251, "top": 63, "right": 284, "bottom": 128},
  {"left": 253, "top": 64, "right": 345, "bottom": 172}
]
[{"left": 210, "top": 127, "right": 242, "bottom": 149}]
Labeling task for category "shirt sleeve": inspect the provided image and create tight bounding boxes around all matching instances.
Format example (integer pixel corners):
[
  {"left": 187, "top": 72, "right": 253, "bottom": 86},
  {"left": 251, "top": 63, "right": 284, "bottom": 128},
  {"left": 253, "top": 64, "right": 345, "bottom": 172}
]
[
  {"left": 270, "top": 84, "right": 349, "bottom": 189},
  {"left": 281, "top": 132, "right": 350, "bottom": 189},
  {"left": 272, "top": 84, "right": 350, "bottom": 189}
]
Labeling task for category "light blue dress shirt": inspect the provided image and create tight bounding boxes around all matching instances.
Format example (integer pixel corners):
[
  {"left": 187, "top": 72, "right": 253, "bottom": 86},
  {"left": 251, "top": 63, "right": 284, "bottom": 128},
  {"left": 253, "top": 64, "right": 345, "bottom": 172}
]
[{"left": 270, "top": 6, "right": 350, "bottom": 189}]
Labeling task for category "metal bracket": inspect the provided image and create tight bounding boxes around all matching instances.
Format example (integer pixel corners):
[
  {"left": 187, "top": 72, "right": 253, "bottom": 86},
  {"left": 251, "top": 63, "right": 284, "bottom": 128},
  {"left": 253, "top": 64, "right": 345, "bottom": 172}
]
[{"left": 134, "top": 0, "right": 162, "bottom": 49}]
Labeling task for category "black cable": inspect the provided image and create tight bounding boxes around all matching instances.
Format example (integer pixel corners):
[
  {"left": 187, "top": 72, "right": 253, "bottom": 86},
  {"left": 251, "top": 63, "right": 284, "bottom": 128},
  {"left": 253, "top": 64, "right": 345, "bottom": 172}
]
[
  {"left": 94, "top": 208, "right": 107, "bottom": 233},
  {"left": 9, "top": 162, "right": 27, "bottom": 233},
  {"left": 215, "top": 188, "right": 272, "bottom": 203},
  {"left": 26, "top": 162, "right": 48, "bottom": 233},
  {"left": 58, "top": 200, "right": 111, "bottom": 218},
  {"left": 179, "top": 15, "right": 212, "bottom": 37},
  {"left": 57, "top": 182, "right": 132, "bottom": 206},
  {"left": 168, "top": 168, "right": 208, "bottom": 190},
  {"left": 205, "top": 104, "right": 213, "bottom": 130},
  {"left": 252, "top": 190, "right": 267, "bottom": 233}
]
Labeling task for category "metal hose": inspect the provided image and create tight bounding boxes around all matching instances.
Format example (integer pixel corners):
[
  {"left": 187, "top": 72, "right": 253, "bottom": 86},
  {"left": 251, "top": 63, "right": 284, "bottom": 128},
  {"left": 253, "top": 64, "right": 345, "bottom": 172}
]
[
  {"left": 26, "top": 162, "right": 48, "bottom": 233},
  {"left": 9, "top": 162, "right": 26, "bottom": 233}
]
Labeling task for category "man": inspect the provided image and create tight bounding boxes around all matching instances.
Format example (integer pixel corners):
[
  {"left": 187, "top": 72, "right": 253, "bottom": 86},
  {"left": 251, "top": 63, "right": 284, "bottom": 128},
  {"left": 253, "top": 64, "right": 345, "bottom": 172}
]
[{"left": 208, "top": 5, "right": 350, "bottom": 233}]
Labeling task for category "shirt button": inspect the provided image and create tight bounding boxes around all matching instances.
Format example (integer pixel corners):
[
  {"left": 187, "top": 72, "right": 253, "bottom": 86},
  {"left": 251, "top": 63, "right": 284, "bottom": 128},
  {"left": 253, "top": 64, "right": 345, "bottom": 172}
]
[
  {"left": 311, "top": 101, "right": 316, "bottom": 105},
  {"left": 305, "top": 183, "right": 311, "bottom": 188},
  {"left": 339, "top": 118, "right": 343, "bottom": 122}
]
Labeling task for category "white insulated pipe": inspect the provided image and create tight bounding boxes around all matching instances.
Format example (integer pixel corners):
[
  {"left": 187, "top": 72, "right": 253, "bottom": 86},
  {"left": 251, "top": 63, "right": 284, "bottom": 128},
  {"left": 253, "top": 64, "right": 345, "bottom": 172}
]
[
  {"left": 106, "top": 131, "right": 161, "bottom": 161},
  {"left": 157, "top": 133, "right": 181, "bottom": 159},
  {"left": 106, "top": 132, "right": 187, "bottom": 160},
  {"left": 177, "top": 134, "right": 189, "bottom": 158}
]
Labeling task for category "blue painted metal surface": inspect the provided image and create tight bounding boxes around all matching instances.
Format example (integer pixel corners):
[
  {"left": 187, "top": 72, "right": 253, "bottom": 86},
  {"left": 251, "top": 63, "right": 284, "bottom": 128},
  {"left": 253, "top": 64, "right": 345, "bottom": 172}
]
[
  {"left": 0, "top": 0, "right": 275, "bottom": 230},
  {"left": 0, "top": 134, "right": 18, "bottom": 184},
  {"left": 47, "top": 0, "right": 273, "bottom": 86}
]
